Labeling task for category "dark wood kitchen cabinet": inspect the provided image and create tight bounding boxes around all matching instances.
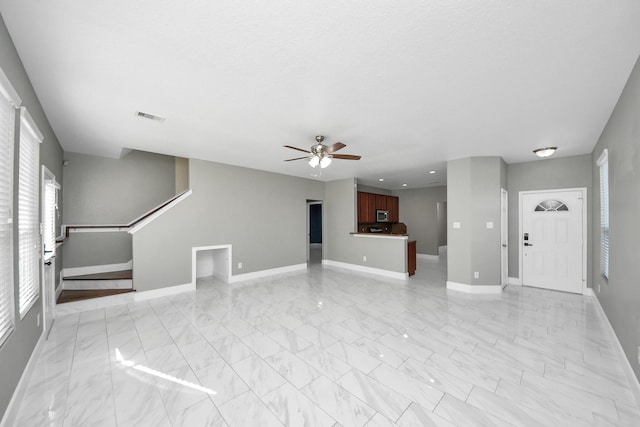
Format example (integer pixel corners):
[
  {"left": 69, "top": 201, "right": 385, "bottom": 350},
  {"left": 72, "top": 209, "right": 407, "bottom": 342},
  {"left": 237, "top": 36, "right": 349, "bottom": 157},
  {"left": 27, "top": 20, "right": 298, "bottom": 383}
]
[
  {"left": 388, "top": 196, "right": 399, "bottom": 223},
  {"left": 357, "top": 191, "right": 400, "bottom": 224},
  {"left": 358, "top": 191, "right": 376, "bottom": 223},
  {"left": 408, "top": 240, "right": 416, "bottom": 276},
  {"left": 375, "top": 194, "right": 387, "bottom": 211}
]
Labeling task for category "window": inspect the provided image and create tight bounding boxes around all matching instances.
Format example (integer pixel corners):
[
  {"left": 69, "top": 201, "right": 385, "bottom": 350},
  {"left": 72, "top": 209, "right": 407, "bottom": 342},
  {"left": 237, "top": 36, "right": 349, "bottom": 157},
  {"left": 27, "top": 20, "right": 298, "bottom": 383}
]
[
  {"left": 534, "top": 199, "right": 569, "bottom": 212},
  {"left": 18, "top": 107, "right": 43, "bottom": 318},
  {"left": 0, "top": 68, "right": 21, "bottom": 346},
  {"left": 597, "top": 149, "right": 609, "bottom": 279}
]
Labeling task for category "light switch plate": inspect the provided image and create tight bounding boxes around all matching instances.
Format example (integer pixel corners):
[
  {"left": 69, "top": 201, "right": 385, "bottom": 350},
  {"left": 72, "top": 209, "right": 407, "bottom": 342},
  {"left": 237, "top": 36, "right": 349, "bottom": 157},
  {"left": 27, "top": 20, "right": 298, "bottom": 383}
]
[
  {"left": 453, "top": 222, "right": 461, "bottom": 229},
  {"left": 486, "top": 222, "right": 494, "bottom": 229}
]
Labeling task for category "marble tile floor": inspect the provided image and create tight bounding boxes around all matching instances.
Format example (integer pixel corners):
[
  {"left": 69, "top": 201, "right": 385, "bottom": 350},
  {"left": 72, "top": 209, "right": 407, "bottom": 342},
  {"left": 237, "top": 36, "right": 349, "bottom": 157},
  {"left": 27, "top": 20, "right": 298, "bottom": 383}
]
[{"left": 11, "top": 255, "right": 640, "bottom": 426}]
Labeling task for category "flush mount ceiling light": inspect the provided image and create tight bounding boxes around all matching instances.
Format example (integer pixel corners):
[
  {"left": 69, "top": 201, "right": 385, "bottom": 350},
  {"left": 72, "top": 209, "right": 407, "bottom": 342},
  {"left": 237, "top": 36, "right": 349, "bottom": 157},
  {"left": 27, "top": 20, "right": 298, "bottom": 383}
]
[
  {"left": 533, "top": 147, "right": 557, "bottom": 158},
  {"left": 429, "top": 170, "right": 436, "bottom": 174}
]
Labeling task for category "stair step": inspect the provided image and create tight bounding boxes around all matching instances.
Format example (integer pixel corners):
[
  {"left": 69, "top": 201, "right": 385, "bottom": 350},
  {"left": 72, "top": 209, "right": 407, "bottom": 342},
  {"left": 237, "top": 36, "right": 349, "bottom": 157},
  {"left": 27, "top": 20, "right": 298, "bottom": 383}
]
[
  {"left": 64, "top": 270, "right": 133, "bottom": 281},
  {"left": 57, "top": 289, "right": 135, "bottom": 304}
]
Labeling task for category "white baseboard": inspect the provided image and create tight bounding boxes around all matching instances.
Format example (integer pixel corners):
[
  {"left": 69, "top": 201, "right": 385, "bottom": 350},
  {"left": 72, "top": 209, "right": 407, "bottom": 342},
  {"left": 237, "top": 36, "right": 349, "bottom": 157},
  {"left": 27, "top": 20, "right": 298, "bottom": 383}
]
[
  {"left": 0, "top": 330, "right": 46, "bottom": 427},
  {"left": 446, "top": 280, "right": 503, "bottom": 294},
  {"left": 63, "top": 279, "right": 133, "bottom": 290},
  {"left": 322, "top": 259, "right": 408, "bottom": 280},
  {"left": 417, "top": 253, "right": 439, "bottom": 261},
  {"left": 55, "top": 282, "right": 195, "bottom": 316},
  {"left": 592, "top": 294, "right": 640, "bottom": 411},
  {"left": 229, "top": 263, "right": 307, "bottom": 284},
  {"left": 62, "top": 260, "right": 133, "bottom": 278},
  {"left": 508, "top": 276, "right": 521, "bottom": 286}
]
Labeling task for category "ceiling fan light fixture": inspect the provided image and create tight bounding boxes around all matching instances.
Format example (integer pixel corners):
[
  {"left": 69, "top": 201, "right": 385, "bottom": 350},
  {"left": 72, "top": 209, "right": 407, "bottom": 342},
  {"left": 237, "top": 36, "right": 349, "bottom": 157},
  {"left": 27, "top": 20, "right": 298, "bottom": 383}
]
[
  {"left": 320, "top": 156, "right": 332, "bottom": 168},
  {"left": 308, "top": 156, "right": 320, "bottom": 168},
  {"left": 533, "top": 147, "right": 557, "bottom": 158}
]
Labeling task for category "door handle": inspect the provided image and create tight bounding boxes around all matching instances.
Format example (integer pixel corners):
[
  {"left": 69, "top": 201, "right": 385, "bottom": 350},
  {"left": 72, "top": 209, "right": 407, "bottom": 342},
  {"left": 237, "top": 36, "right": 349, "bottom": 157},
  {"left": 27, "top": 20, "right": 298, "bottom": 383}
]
[
  {"left": 44, "top": 261, "right": 52, "bottom": 266},
  {"left": 524, "top": 242, "right": 533, "bottom": 247},
  {"left": 501, "top": 244, "right": 507, "bottom": 247}
]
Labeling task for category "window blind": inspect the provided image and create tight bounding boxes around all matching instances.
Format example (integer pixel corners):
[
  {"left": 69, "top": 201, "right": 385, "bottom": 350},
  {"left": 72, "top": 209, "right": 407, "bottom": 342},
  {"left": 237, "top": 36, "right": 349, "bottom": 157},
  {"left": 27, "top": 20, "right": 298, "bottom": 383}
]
[
  {"left": 18, "top": 107, "right": 43, "bottom": 318},
  {"left": 0, "top": 67, "right": 21, "bottom": 347},
  {"left": 597, "top": 149, "right": 609, "bottom": 279}
]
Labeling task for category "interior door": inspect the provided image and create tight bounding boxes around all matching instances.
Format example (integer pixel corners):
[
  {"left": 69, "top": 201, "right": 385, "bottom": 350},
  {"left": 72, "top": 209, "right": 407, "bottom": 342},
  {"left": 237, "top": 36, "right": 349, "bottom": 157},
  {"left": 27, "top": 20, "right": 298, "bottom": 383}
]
[
  {"left": 500, "top": 189, "right": 508, "bottom": 288},
  {"left": 521, "top": 190, "right": 583, "bottom": 294}
]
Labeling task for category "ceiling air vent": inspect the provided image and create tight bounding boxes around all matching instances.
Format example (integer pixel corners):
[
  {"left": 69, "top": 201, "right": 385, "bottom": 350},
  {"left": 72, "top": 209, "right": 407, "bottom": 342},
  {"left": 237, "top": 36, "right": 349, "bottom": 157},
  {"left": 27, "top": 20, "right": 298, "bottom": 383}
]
[{"left": 135, "top": 111, "right": 165, "bottom": 122}]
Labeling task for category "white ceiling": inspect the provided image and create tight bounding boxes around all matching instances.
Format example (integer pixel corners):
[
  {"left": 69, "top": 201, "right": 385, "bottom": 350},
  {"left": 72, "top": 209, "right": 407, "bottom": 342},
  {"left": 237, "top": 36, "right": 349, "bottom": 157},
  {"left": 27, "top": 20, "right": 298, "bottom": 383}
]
[{"left": 2, "top": 1, "right": 640, "bottom": 189}]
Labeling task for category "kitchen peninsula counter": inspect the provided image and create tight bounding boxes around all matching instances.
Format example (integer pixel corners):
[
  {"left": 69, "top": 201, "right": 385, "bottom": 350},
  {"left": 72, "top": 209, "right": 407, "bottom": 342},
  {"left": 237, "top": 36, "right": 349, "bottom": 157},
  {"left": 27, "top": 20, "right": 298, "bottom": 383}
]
[{"left": 349, "top": 232, "right": 409, "bottom": 239}]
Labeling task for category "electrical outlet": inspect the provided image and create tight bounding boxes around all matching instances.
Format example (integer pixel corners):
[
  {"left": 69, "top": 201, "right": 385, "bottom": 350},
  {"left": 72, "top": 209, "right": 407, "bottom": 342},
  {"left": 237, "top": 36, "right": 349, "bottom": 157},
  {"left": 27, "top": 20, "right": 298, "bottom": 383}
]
[
  {"left": 238, "top": 262, "right": 242, "bottom": 269},
  {"left": 474, "top": 272, "right": 479, "bottom": 279},
  {"left": 637, "top": 346, "right": 640, "bottom": 365},
  {"left": 37, "top": 314, "right": 40, "bottom": 327},
  {"left": 597, "top": 283, "right": 601, "bottom": 293},
  {"left": 363, "top": 256, "right": 367, "bottom": 262}
]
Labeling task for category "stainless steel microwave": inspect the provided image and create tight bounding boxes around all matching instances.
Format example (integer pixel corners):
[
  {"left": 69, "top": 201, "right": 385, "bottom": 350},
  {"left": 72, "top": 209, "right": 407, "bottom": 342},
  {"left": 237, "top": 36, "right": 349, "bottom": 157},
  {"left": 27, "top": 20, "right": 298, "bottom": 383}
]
[{"left": 376, "top": 210, "right": 389, "bottom": 222}]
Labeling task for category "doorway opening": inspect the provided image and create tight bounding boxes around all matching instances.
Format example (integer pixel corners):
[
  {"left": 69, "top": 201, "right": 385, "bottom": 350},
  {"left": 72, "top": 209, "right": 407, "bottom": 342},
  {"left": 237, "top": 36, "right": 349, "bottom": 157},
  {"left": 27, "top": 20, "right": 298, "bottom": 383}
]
[{"left": 307, "top": 201, "right": 322, "bottom": 264}]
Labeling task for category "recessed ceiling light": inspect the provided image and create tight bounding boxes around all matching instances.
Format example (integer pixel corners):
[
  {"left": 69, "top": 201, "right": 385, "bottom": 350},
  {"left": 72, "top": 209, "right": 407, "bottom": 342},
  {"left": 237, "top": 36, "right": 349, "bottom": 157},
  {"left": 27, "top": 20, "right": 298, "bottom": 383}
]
[
  {"left": 378, "top": 178, "right": 384, "bottom": 182},
  {"left": 429, "top": 170, "right": 436, "bottom": 174},
  {"left": 402, "top": 183, "right": 407, "bottom": 187},
  {"left": 533, "top": 147, "right": 557, "bottom": 158}
]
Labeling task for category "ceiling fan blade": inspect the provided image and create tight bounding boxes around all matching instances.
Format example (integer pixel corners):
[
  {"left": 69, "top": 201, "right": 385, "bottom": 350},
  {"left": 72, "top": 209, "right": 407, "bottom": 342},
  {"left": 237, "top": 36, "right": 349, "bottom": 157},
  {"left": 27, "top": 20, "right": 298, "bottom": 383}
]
[
  {"left": 284, "top": 145, "right": 311, "bottom": 153},
  {"left": 284, "top": 156, "right": 309, "bottom": 162},
  {"left": 331, "top": 154, "right": 361, "bottom": 160},
  {"left": 326, "top": 142, "right": 346, "bottom": 153}
]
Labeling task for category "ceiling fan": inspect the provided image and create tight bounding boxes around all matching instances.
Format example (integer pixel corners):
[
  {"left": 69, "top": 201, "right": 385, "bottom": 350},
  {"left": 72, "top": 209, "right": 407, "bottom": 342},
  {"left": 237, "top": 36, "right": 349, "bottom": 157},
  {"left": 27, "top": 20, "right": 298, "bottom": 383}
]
[{"left": 284, "top": 135, "right": 362, "bottom": 168}]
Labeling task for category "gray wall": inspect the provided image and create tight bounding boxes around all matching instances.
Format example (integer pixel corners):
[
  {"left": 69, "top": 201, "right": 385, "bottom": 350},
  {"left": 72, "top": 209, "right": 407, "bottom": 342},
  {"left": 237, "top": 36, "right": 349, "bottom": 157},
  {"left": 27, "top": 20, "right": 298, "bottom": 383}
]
[
  {"left": 591, "top": 54, "right": 640, "bottom": 382},
  {"left": 62, "top": 150, "right": 175, "bottom": 224},
  {"left": 63, "top": 233, "right": 132, "bottom": 269},
  {"left": 392, "top": 186, "right": 446, "bottom": 256},
  {"left": 447, "top": 157, "right": 505, "bottom": 286},
  {"left": 356, "top": 183, "right": 392, "bottom": 196},
  {"left": 0, "top": 15, "right": 64, "bottom": 420},
  {"left": 437, "top": 202, "right": 447, "bottom": 247},
  {"left": 447, "top": 158, "right": 472, "bottom": 284},
  {"left": 62, "top": 150, "right": 175, "bottom": 268},
  {"left": 506, "top": 155, "right": 592, "bottom": 281},
  {"left": 326, "top": 179, "right": 407, "bottom": 273},
  {"left": 131, "top": 159, "right": 325, "bottom": 291},
  {"left": 175, "top": 157, "right": 189, "bottom": 193}
]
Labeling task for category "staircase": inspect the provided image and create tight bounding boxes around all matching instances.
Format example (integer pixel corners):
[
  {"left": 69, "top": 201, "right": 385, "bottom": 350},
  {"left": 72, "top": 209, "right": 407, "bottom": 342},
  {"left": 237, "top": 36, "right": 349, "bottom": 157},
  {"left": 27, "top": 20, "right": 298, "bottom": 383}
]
[
  {"left": 57, "top": 269, "right": 134, "bottom": 304},
  {"left": 57, "top": 189, "right": 192, "bottom": 305}
]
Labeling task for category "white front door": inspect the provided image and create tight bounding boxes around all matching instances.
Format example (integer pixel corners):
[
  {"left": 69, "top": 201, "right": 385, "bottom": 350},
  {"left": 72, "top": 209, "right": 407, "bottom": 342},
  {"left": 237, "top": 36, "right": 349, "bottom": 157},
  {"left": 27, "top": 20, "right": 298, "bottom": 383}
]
[
  {"left": 42, "top": 258, "right": 55, "bottom": 334},
  {"left": 41, "top": 166, "right": 58, "bottom": 336},
  {"left": 521, "top": 189, "right": 584, "bottom": 294}
]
